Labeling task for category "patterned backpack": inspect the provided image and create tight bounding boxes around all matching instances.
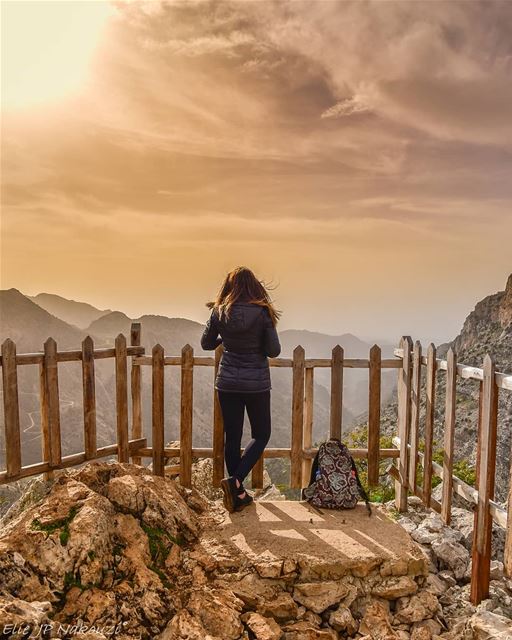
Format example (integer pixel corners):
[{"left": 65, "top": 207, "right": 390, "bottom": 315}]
[{"left": 302, "top": 438, "right": 371, "bottom": 515}]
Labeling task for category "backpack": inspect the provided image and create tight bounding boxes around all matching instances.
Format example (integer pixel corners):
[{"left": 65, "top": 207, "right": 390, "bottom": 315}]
[{"left": 302, "top": 438, "right": 371, "bottom": 516}]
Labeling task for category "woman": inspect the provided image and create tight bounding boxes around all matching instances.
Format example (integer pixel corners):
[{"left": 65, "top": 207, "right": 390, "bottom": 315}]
[{"left": 201, "top": 266, "right": 281, "bottom": 513}]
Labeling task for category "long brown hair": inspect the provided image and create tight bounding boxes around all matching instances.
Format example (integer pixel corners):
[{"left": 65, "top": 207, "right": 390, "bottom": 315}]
[{"left": 207, "top": 266, "right": 281, "bottom": 327}]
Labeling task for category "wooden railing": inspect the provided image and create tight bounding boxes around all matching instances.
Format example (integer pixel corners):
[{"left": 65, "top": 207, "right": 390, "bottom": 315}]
[
  {"left": 391, "top": 336, "right": 512, "bottom": 605},
  {"left": 1, "top": 325, "right": 511, "bottom": 605},
  {"left": 0, "top": 323, "right": 402, "bottom": 489}
]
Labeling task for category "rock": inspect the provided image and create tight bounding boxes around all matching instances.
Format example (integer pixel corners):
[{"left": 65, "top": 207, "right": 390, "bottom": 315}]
[
  {"left": 490, "top": 560, "right": 504, "bottom": 580},
  {"left": 359, "top": 600, "right": 399, "bottom": 639},
  {"left": 412, "top": 619, "right": 442, "bottom": 636},
  {"left": 328, "top": 604, "right": 358, "bottom": 634},
  {"left": 412, "top": 528, "right": 439, "bottom": 545},
  {"left": 292, "top": 581, "right": 349, "bottom": 613},
  {"left": 410, "top": 628, "right": 431, "bottom": 640},
  {"left": 259, "top": 592, "right": 299, "bottom": 621},
  {"left": 229, "top": 572, "right": 278, "bottom": 608},
  {"left": 425, "top": 574, "right": 448, "bottom": 596},
  {"left": 431, "top": 539, "right": 469, "bottom": 580},
  {"left": 242, "top": 612, "right": 282, "bottom": 640},
  {"left": 0, "top": 596, "right": 51, "bottom": 631},
  {"left": 394, "top": 591, "right": 439, "bottom": 624},
  {"left": 469, "top": 610, "right": 512, "bottom": 639},
  {"left": 372, "top": 576, "right": 418, "bottom": 599},
  {"left": 160, "top": 609, "right": 211, "bottom": 639},
  {"left": 186, "top": 587, "right": 243, "bottom": 639},
  {"left": 281, "top": 621, "right": 337, "bottom": 639}
]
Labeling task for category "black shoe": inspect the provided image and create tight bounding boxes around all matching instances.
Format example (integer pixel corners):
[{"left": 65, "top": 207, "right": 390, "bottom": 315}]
[
  {"left": 235, "top": 492, "right": 254, "bottom": 511},
  {"left": 220, "top": 476, "right": 239, "bottom": 513}
]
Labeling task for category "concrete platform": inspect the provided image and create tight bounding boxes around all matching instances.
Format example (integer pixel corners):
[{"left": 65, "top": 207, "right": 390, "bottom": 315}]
[{"left": 210, "top": 501, "right": 427, "bottom": 580}]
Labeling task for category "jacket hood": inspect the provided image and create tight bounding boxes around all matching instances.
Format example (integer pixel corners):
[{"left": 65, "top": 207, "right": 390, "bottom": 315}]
[{"left": 217, "top": 303, "right": 263, "bottom": 333}]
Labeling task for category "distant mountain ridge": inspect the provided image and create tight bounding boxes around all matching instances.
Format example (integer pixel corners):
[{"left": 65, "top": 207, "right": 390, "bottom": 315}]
[{"left": 28, "top": 292, "right": 112, "bottom": 330}]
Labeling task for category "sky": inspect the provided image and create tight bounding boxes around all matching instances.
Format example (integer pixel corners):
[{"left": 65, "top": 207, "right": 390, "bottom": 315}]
[{"left": 1, "top": 0, "right": 512, "bottom": 345}]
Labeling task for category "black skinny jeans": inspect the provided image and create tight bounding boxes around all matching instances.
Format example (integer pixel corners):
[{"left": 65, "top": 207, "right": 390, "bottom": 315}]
[{"left": 217, "top": 390, "right": 271, "bottom": 484}]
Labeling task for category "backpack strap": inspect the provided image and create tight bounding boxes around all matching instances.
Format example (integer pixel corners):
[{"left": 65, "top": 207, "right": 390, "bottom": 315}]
[
  {"left": 301, "top": 447, "right": 321, "bottom": 502},
  {"left": 309, "top": 447, "right": 320, "bottom": 486},
  {"left": 351, "top": 458, "right": 372, "bottom": 517}
]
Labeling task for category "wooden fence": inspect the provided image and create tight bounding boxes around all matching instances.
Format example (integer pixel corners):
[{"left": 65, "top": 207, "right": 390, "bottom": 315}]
[
  {"left": 1, "top": 324, "right": 511, "bottom": 604},
  {"left": 391, "top": 336, "right": 512, "bottom": 604}
]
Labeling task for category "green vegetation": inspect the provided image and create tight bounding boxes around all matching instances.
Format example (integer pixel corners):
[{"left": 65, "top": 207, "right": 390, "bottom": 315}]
[
  {"left": 148, "top": 564, "right": 171, "bottom": 588},
  {"left": 31, "top": 505, "right": 80, "bottom": 546}
]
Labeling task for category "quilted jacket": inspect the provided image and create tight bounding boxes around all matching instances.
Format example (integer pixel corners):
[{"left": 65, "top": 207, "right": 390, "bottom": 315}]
[{"left": 200, "top": 302, "right": 281, "bottom": 393}]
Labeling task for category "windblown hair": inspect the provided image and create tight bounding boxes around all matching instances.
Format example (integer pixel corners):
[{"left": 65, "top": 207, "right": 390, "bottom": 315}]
[{"left": 207, "top": 266, "right": 281, "bottom": 327}]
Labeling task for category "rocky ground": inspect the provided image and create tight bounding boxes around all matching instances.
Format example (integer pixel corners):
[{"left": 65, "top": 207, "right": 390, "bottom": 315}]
[{"left": 0, "top": 461, "right": 511, "bottom": 640}]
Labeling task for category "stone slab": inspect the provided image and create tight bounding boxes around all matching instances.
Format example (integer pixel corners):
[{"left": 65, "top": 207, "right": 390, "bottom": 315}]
[{"left": 210, "top": 502, "right": 428, "bottom": 580}]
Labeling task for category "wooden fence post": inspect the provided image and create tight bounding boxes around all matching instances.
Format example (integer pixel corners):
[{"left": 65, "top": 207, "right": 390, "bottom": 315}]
[
  {"left": 38, "top": 357, "right": 53, "bottom": 481},
  {"left": 115, "top": 334, "right": 129, "bottom": 463},
  {"left": 130, "top": 323, "right": 142, "bottom": 466},
  {"left": 180, "top": 344, "right": 194, "bottom": 488},
  {"left": 1, "top": 339, "right": 21, "bottom": 478},
  {"left": 330, "top": 345, "right": 344, "bottom": 440},
  {"left": 395, "top": 336, "right": 412, "bottom": 512},
  {"left": 471, "top": 355, "right": 498, "bottom": 604},
  {"left": 212, "top": 345, "right": 224, "bottom": 487},
  {"left": 441, "top": 347, "right": 457, "bottom": 525},
  {"left": 290, "top": 345, "right": 305, "bottom": 489},
  {"left": 82, "top": 336, "right": 97, "bottom": 460},
  {"left": 368, "top": 344, "right": 381, "bottom": 487},
  {"left": 423, "top": 343, "right": 437, "bottom": 507},
  {"left": 408, "top": 341, "right": 422, "bottom": 494},
  {"left": 302, "top": 366, "right": 314, "bottom": 487},
  {"left": 43, "top": 338, "right": 62, "bottom": 469},
  {"left": 152, "top": 344, "right": 165, "bottom": 477},
  {"left": 505, "top": 453, "right": 512, "bottom": 578}
]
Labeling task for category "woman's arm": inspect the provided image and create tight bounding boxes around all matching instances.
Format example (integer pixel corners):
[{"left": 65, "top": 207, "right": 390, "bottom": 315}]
[
  {"left": 201, "top": 309, "right": 222, "bottom": 350},
  {"left": 262, "top": 308, "right": 281, "bottom": 358}
]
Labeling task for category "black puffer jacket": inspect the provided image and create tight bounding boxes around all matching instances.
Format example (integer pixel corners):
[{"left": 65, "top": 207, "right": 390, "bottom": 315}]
[{"left": 200, "top": 302, "right": 281, "bottom": 393}]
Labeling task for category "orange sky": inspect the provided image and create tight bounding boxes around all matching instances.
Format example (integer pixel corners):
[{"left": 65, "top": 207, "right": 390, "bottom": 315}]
[{"left": 1, "top": 0, "right": 511, "bottom": 344}]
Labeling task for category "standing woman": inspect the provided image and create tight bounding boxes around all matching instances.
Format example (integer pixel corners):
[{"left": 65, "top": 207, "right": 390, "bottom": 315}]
[{"left": 201, "top": 266, "right": 281, "bottom": 513}]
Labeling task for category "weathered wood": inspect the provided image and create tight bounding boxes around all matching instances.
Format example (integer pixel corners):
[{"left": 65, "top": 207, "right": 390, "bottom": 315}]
[
  {"left": 180, "top": 344, "right": 194, "bottom": 488},
  {"left": 394, "top": 434, "right": 507, "bottom": 528},
  {"left": 152, "top": 344, "right": 165, "bottom": 477},
  {"left": 423, "top": 343, "right": 437, "bottom": 507},
  {"left": 44, "top": 338, "right": 62, "bottom": 467},
  {"left": 471, "top": 355, "right": 498, "bottom": 604},
  {"left": 506, "top": 448, "right": 512, "bottom": 577},
  {"left": 330, "top": 345, "right": 344, "bottom": 439},
  {"left": 212, "top": 345, "right": 224, "bottom": 487},
  {"left": 1, "top": 339, "right": 21, "bottom": 477},
  {"left": 38, "top": 360, "right": 53, "bottom": 481},
  {"left": 408, "top": 341, "right": 422, "bottom": 494},
  {"left": 115, "top": 334, "right": 130, "bottom": 463},
  {"left": 251, "top": 455, "right": 264, "bottom": 489},
  {"left": 0, "top": 438, "right": 147, "bottom": 484},
  {"left": 135, "top": 446, "right": 400, "bottom": 460},
  {"left": 302, "top": 366, "right": 314, "bottom": 487},
  {"left": 82, "top": 336, "right": 97, "bottom": 459},
  {"left": 130, "top": 355, "right": 402, "bottom": 370},
  {"left": 130, "top": 323, "right": 142, "bottom": 465},
  {"left": 394, "top": 347, "right": 512, "bottom": 390},
  {"left": 368, "top": 344, "right": 381, "bottom": 487},
  {"left": 395, "top": 336, "right": 413, "bottom": 512},
  {"left": 441, "top": 348, "right": 457, "bottom": 525},
  {"left": 290, "top": 345, "right": 305, "bottom": 488}
]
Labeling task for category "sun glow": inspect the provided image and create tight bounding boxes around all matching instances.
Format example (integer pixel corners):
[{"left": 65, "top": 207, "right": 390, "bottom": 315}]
[{"left": 1, "top": 0, "right": 115, "bottom": 111}]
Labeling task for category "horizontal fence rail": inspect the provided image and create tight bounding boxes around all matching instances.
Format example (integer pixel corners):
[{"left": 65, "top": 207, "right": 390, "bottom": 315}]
[{"left": 1, "top": 325, "right": 511, "bottom": 607}]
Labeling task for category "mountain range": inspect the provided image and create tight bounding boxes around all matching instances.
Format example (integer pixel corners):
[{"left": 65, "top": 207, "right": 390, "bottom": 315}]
[{"left": 0, "top": 288, "right": 396, "bottom": 470}]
